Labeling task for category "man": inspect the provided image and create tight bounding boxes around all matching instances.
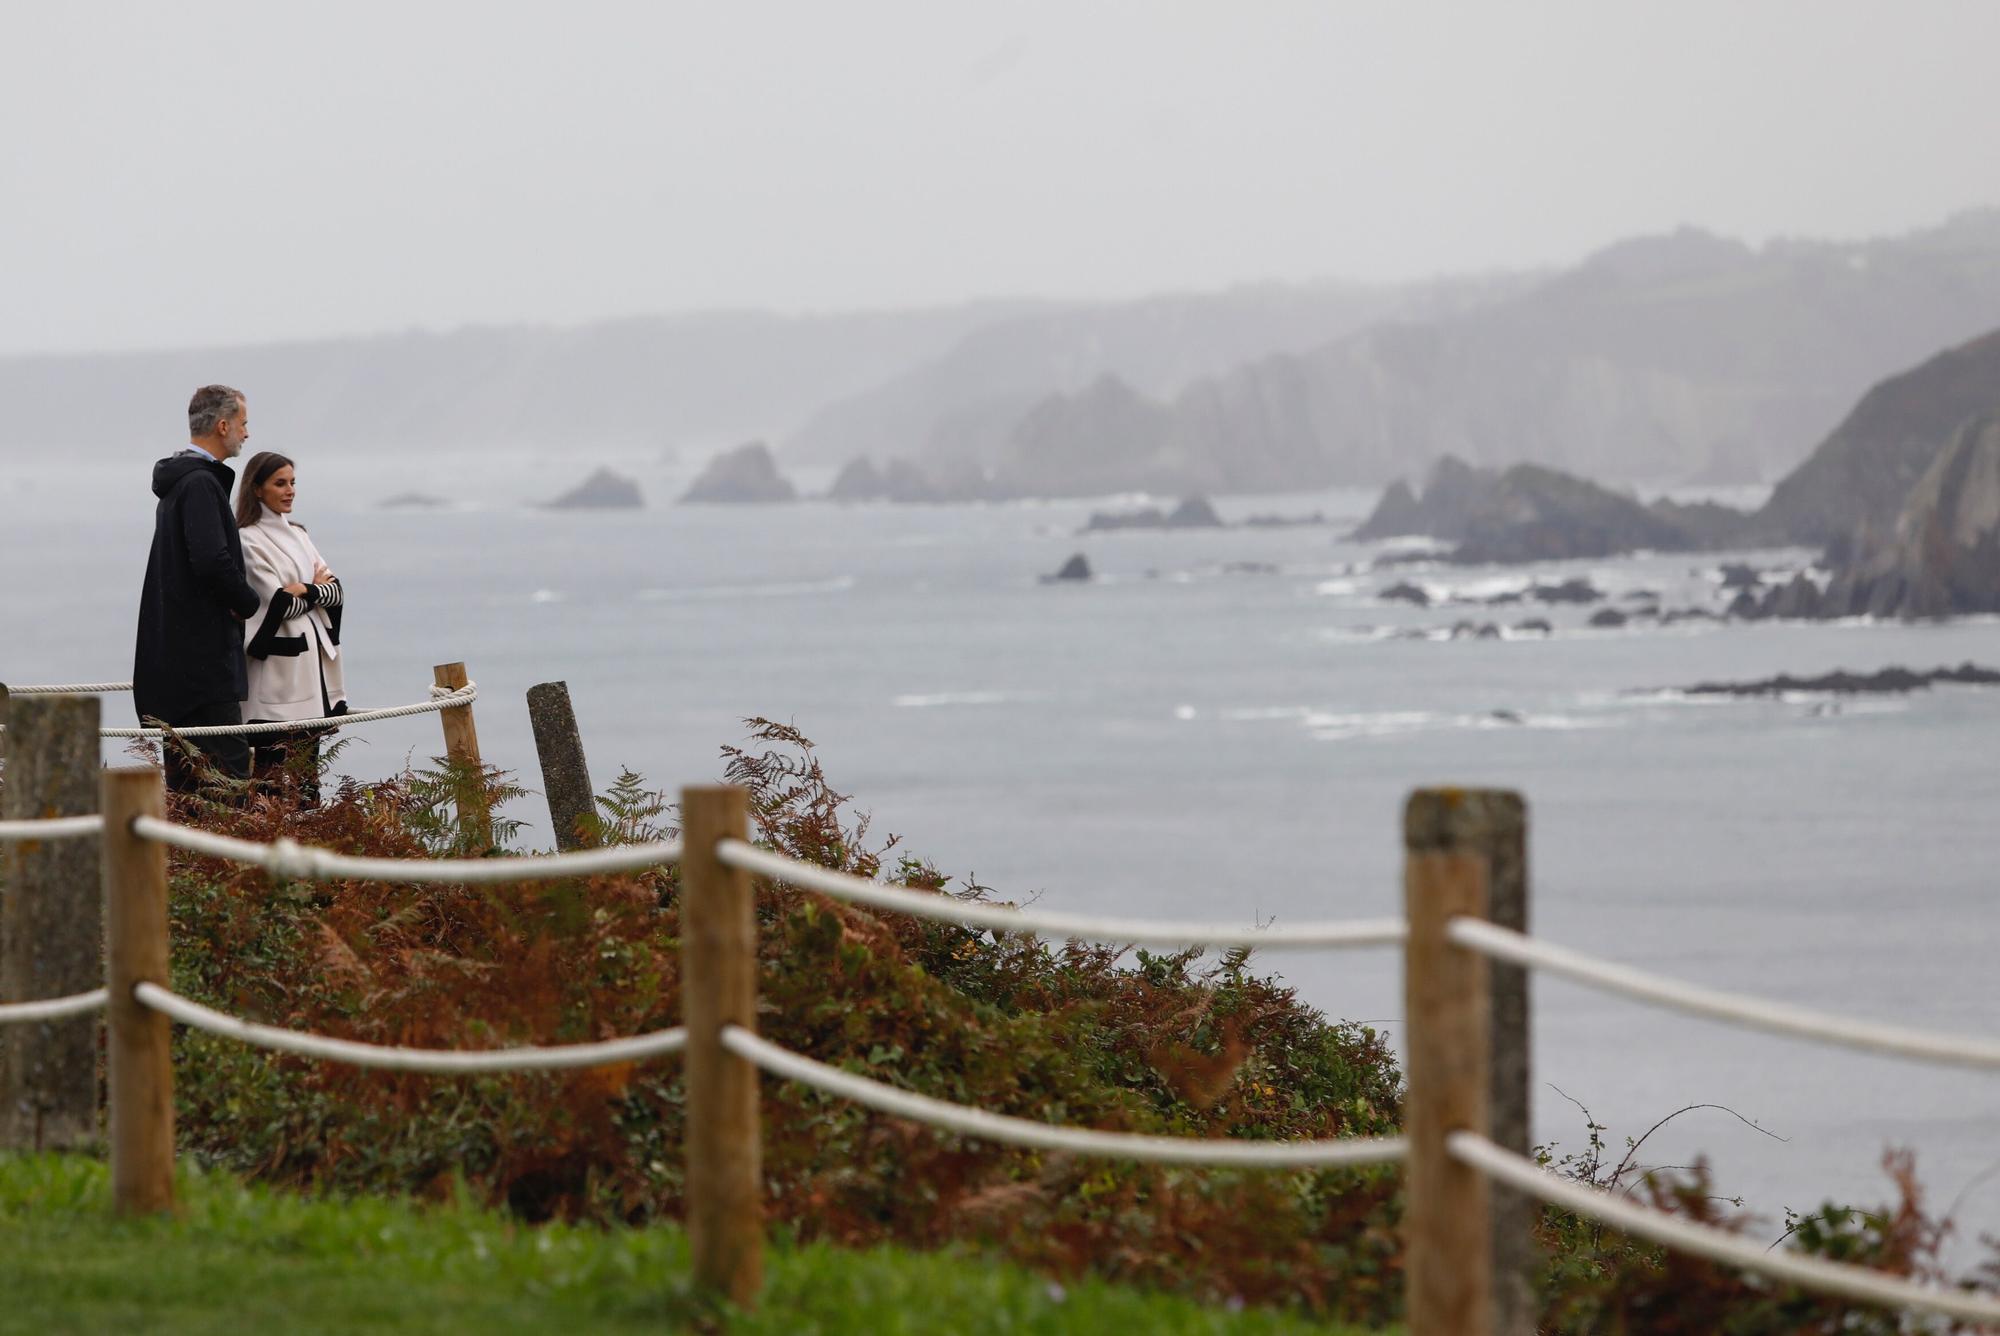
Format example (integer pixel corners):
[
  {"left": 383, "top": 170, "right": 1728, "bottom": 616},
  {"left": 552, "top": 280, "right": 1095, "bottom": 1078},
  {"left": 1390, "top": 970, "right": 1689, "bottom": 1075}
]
[{"left": 133, "top": 385, "right": 261, "bottom": 793}]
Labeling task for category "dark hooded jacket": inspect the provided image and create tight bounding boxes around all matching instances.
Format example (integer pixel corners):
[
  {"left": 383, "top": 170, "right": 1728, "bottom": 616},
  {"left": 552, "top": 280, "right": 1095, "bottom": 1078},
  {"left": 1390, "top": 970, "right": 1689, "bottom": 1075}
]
[{"left": 132, "top": 452, "right": 261, "bottom": 723}]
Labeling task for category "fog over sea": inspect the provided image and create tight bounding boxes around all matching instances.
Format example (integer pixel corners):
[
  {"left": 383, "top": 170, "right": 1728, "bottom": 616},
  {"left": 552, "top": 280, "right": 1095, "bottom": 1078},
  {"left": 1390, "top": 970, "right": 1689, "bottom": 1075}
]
[{"left": 6, "top": 449, "right": 1998, "bottom": 1258}]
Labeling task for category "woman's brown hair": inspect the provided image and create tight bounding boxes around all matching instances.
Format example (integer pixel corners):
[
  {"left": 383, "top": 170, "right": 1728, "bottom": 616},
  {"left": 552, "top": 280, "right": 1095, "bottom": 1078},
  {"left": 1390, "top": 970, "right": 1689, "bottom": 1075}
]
[{"left": 235, "top": 451, "right": 296, "bottom": 529}]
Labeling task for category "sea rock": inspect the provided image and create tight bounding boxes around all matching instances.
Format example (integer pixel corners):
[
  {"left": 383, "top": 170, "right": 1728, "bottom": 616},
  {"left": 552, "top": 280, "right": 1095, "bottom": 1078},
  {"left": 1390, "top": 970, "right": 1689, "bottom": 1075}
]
[
  {"left": 1677, "top": 663, "right": 2000, "bottom": 696},
  {"left": 680, "top": 442, "right": 797, "bottom": 504},
  {"left": 545, "top": 467, "right": 643, "bottom": 510},
  {"left": 828, "top": 455, "right": 942, "bottom": 503},
  {"left": 1449, "top": 465, "right": 1707, "bottom": 564},
  {"left": 1043, "top": 553, "right": 1093, "bottom": 583},
  {"left": 1379, "top": 581, "right": 1432, "bottom": 607},
  {"left": 1513, "top": 618, "right": 1554, "bottom": 635},
  {"left": 1762, "top": 573, "right": 1824, "bottom": 620},
  {"left": 1083, "top": 495, "right": 1224, "bottom": 532},
  {"left": 1587, "top": 608, "right": 1629, "bottom": 628},
  {"left": 1351, "top": 456, "right": 1499, "bottom": 541},
  {"left": 1240, "top": 510, "right": 1328, "bottom": 529},
  {"left": 1529, "top": 578, "right": 1604, "bottom": 605},
  {"left": 1718, "top": 563, "right": 1766, "bottom": 590},
  {"left": 1725, "top": 590, "right": 1763, "bottom": 619}
]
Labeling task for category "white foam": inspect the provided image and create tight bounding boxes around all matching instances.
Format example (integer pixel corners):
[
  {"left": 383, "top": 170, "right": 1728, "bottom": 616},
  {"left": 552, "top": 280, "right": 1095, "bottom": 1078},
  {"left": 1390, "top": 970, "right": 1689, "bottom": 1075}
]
[
  {"left": 892, "top": 690, "right": 1019, "bottom": 709},
  {"left": 638, "top": 575, "right": 857, "bottom": 602}
]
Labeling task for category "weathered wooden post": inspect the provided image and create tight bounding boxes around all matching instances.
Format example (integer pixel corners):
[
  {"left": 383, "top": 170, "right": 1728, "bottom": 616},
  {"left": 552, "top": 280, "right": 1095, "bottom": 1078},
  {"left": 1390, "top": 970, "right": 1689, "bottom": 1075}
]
[
  {"left": 1473, "top": 794, "right": 1535, "bottom": 1336},
  {"left": 527, "top": 681, "right": 595, "bottom": 850},
  {"left": 680, "top": 785, "right": 763, "bottom": 1308},
  {"left": 431, "top": 661, "right": 490, "bottom": 846},
  {"left": 103, "top": 766, "right": 174, "bottom": 1215},
  {"left": 1, "top": 694, "right": 103, "bottom": 1151},
  {"left": 1403, "top": 789, "right": 1503, "bottom": 1336}
]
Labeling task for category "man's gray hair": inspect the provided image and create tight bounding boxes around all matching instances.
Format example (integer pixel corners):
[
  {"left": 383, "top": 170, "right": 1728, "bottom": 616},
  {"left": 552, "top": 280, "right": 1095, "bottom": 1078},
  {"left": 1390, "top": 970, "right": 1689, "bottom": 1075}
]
[{"left": 188, "top": 384, "right": 244, "bottom": 437}]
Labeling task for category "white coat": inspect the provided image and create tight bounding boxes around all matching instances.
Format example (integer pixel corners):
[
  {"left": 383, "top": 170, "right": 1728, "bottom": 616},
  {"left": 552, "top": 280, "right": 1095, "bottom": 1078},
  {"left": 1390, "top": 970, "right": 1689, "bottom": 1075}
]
[{"left": 238, "top": 510, "right": 348, "bottom": 723}]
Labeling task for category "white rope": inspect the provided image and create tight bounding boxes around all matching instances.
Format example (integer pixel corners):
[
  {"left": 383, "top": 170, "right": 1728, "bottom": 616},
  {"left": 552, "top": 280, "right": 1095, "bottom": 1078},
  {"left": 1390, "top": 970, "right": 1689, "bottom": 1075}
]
[
  {"left": 0, "top": 814, "right": 104, "bottom": 842},
  {"left": 714, "top": 840, "right": 1407, "bottom": 951},
  {"left": 1, "top": 681, "right": 132, "bottom": 695},
  {"left": 134, "top": 983, "right": 686, "bottom": 1072},
  {"left": 1449, "top": 919, "right": 2000, "bottom": 1072},
  {"left": 721, "top": 1026, "right": 1407, "bottom": 1168},
  {"left": 0, "top": 989, "right": 108, "bottom": 1025},
  {"left": 130, "top": 815, "right": 681, "bottom": 884},
  {"left": 87, "top": 681, "right": 479, "bottom": 739},
  {"left": 1449, "top": 1131, "right": 2000, "bottom": 1325}
]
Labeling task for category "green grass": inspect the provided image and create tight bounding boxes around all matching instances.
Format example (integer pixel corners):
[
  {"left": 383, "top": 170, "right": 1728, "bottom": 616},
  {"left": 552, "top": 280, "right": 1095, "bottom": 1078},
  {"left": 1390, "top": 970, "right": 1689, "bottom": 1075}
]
[{"left": 0, "top": 1155, "right": 1385, "bottom": 1335}]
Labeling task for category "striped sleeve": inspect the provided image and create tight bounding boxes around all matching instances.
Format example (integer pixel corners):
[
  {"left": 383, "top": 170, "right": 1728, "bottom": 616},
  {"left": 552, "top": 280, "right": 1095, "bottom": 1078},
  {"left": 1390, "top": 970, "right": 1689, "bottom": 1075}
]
[{"left": 309, "top": 580, "right": 343, "bottom": 609}]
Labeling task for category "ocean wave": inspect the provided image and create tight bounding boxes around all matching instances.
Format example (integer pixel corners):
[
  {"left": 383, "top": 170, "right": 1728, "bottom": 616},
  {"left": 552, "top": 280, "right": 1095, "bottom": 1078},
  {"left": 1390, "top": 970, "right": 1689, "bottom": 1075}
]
[
  {"left": 1193, "top": 704, "right": 1623, "bottom": 739},
  {"left": 892, "top": 690, "right": 1031, "bottom": 709},
  {"left": 637, "top": 575, "right": 857, "bottom": 601}
]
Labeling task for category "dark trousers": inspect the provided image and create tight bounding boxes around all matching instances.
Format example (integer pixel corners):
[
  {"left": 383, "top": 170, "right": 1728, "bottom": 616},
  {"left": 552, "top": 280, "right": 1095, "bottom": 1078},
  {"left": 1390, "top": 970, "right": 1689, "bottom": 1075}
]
[
  {"left": 251, "top": 728, "right": 326, "bottom": 808},
  {"left": 161, "top": 700, "right": 251, "bottom": 795}
]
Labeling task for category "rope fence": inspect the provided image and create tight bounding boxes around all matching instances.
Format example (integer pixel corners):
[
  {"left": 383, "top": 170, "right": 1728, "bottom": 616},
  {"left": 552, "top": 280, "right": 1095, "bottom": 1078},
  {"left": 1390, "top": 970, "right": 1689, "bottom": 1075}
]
[
  {"left": 1449, "top": 917, "right": 2000, "bottom": 1071},
  {"left": 0, "top": 814, "right": 104, "bottom": 842},
  {"left": 1448, "top": 1131, "right": 2000, "bottom": 1326},
  {"left": 134, "top": 983, "right": 688, "bottom": 1073},
  {"left": 0, "top": 681, "right": 133, "bottom": 695},
  {"left": 0, "top": 988, "right": 108, "bottom": 1025},
  {"left": 719, "top": 1025, "right": 1409, "bottom": 1168},
  {"left": 4, "top": 670, "right": 1997, "bottom": 1331},
  {"left": 716, "top": 838, "right": 1408, "bottom": 950},
  {"left": 0, "top": 679, "right": 474, "bottom": 738},
  {"left": 132, "top": 815, "right": 682, "bottom": 884}
]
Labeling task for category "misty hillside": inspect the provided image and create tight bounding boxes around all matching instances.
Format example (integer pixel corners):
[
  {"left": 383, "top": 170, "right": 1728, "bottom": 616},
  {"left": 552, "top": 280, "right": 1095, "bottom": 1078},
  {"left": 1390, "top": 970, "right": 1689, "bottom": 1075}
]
[
  {"left": 779, "top": 275, "right": 1529, "bottom": 471},
  {"left": 945, "top": 211, "right": 2000, "bottom": 497},
  {"left": 0, "top": 304, "right": 1037, "bottom": 461}
]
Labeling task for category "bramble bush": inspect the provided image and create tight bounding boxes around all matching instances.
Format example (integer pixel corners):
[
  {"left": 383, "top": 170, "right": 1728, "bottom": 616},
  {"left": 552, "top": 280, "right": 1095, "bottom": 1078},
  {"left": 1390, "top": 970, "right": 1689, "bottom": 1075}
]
[{"left": 118, "top": 722, "right": 1999, "bottom": 1329}]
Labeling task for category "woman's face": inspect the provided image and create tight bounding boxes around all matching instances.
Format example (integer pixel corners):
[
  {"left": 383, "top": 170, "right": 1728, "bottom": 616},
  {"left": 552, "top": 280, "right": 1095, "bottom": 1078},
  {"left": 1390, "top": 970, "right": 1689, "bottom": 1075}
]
[{"left": 257, "top": 465, "right": 296, "bottom": 515}]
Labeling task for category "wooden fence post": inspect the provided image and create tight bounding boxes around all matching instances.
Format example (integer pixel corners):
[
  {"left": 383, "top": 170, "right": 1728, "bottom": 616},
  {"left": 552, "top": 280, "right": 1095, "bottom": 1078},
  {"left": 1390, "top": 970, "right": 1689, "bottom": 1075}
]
[
  {"left": 680, "top": 785, "right": 763, "bottom": 1308},
  {"left": 526, "top": 681, "right": 595, "bottom": 850},
  {"left": 431, "top": 661, "right": 490, "bottom": 847},
  {"left": 1403, "top": 789, "right": 1502, "bottom": 1336},
  {"left": 1473, "top": 794, "right": 1536, "bottom": 1336},
  {"left": 103, "top": 766, "right": 174, "bottom": 1215},
  {"left": 1, "top": 694, "right": 103, "bottom": 1151}
]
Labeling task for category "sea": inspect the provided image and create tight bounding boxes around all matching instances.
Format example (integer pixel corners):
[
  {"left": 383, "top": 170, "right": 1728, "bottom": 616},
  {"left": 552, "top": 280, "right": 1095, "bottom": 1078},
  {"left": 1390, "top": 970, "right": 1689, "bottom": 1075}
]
[{"left": 5, "top": 448, "right": 1998, "bottom": 1261}]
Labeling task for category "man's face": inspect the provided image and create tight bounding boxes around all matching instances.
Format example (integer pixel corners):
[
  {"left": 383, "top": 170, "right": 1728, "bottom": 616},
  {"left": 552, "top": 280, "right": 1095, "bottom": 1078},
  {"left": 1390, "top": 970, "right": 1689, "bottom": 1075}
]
[{"left": 217, "top": 402, "right": 249, "bottom": 458}]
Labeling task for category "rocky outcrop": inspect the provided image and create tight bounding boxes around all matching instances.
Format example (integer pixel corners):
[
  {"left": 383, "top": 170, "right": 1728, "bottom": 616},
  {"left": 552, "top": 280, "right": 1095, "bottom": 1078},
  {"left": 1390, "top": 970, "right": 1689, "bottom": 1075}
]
[
  {"left": 1351, "top": 456, "right": 1498, "bottom": 541},
  {"left": 1352, "top": 455, "right": 1748, "bottom": 563},
  {"left": 1447, "top": 466, "right": 1709, "bottom": 565},
  {"left": 1812, "top": 412, "right": 2000, "bottom": 617},
  {"left": 1081, "top": 496, "right": 1224, "bottom": 532},
  {"left": 1756, "top": 328, "right": 2000, "bottom": 550},
  {"left": 827, "top": 455, "right": 941, "bottom": 503},
  {"left": 923, "top": 213, "right": 2000, "bottom": 499},
  {"left": 1042, "top": 553, "right": 1092, "bottom": 583},
  {"left": 679, "top": 442, "right": 797, "bottom": 504},
  {"left": 544, "top": 467, "right": 643, "bottom": 509}
]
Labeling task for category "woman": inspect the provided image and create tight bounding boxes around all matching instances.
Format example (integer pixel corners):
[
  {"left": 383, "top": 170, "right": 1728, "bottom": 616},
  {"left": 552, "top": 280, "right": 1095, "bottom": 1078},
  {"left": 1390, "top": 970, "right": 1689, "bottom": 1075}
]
[{"left": 234, "top": 451, "right": 348, "bottom": 805}]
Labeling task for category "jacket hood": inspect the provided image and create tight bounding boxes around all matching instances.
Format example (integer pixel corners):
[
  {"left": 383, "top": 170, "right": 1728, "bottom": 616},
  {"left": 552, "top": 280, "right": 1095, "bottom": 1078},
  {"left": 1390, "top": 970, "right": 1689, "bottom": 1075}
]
[{"left": 153, "top": 451, "right": 231, "bottom": 499}]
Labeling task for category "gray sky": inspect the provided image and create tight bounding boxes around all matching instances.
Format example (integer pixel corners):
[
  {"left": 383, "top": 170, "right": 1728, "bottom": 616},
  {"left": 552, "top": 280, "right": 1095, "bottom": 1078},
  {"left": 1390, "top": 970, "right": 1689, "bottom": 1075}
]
[{"left": 4, "top": 0, "right": 1997, "bottom": 355}]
